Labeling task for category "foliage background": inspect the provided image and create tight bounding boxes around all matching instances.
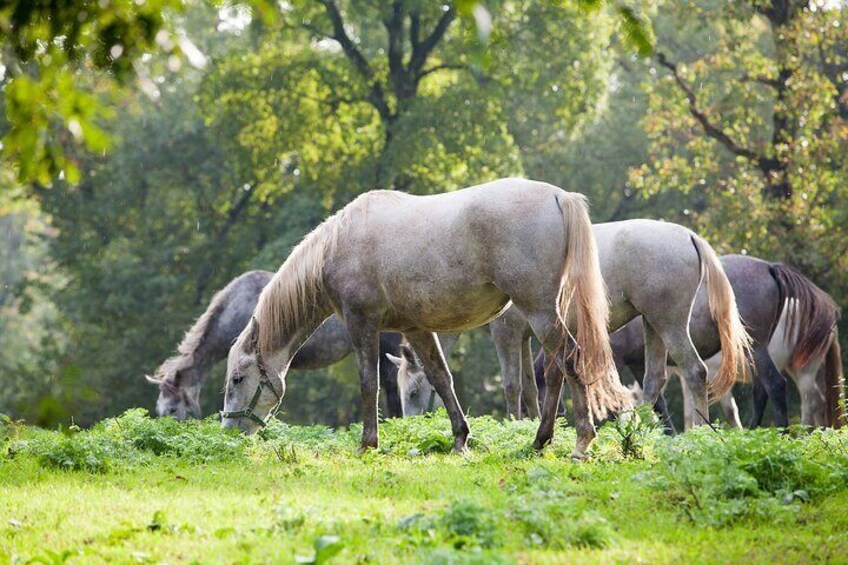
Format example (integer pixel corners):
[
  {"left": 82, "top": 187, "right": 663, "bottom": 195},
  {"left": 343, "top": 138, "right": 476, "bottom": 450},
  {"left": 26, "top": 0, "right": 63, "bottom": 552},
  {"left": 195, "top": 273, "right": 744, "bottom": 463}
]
[{"left": 0, "top": 0, "right": 845, "bottom": 428}]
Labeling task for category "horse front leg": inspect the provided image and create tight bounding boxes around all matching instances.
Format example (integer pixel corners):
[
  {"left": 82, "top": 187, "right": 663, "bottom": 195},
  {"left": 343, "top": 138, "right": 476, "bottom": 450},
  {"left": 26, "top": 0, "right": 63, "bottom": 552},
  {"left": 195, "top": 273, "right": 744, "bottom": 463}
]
[
  {"left": 521, "top": 338, "right": 541, "bottom": 419},
  {"left": 404, "top": 330, "right": 470, "bottom": 452},
  {"left": 346, "top": 317, "right": 381, "bottom": 453}
]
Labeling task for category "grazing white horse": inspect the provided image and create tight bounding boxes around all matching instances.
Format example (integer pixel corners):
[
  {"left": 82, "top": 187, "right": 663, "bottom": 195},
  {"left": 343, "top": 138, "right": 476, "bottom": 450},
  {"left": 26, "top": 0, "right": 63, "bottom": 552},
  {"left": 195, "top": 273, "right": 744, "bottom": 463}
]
[
  {"left": 221, "top": 178, "right": 631, "bottom": 457},
  {"left": 393, "top": 220, "right": 751, "bottom": 430}
]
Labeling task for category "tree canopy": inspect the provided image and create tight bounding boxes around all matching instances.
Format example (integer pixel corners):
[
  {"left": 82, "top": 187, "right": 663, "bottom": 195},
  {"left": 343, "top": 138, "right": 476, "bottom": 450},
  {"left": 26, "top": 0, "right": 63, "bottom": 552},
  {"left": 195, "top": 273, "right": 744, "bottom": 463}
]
[{"left": 1, "top": 0, "right": 845, "bottom": 428}]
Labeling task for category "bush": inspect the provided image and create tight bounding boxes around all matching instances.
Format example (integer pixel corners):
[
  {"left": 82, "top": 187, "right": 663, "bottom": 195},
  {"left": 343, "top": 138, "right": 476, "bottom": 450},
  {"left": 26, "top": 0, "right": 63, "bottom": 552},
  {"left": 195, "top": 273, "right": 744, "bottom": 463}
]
[{"left": 650, "top": 427, "right": 848, "bottom": 526}]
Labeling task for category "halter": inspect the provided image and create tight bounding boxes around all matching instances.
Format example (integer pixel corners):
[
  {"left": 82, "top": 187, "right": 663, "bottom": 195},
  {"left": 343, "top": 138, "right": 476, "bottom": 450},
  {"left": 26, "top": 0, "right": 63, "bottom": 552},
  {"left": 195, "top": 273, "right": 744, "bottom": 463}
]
[
  {"left": 426, "top": 388, "right": 437, "bottom": 413},
  {"left": 219, "top": 330, "right": 283, "bottom": 427}
]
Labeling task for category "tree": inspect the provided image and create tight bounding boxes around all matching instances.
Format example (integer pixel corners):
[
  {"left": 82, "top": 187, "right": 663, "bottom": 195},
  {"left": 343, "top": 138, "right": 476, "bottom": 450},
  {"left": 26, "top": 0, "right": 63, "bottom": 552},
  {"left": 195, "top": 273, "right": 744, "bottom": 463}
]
[{"left": 630, "top": 0, "right": 848, "bottom": 292}]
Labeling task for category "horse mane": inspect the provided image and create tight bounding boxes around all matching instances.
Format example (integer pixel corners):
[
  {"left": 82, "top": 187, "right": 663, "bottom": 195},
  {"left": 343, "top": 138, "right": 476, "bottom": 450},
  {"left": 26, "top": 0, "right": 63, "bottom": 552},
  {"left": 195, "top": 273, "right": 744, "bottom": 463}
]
[
  {"left": 252, "top": 190, "right": 403, "bottom": 354},
  {"left": 769, "top": 263, "right": 841, "bottom": 370},
  {"left": 154, "top": 277, "right": 238, "bottom": 382}
]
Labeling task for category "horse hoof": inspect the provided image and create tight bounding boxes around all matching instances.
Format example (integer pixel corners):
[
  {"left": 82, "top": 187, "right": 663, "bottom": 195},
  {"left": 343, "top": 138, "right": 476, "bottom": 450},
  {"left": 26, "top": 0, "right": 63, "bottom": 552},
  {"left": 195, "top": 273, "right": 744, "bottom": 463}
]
[
  {"left": 570, "top": 451, "right": 587, "bottom": 462},
  {"left": 356, "top": 444, "right": 377, "bottom": 455},
  {"left": 453, "top": 437, "right": 469, "bottom": 454}
]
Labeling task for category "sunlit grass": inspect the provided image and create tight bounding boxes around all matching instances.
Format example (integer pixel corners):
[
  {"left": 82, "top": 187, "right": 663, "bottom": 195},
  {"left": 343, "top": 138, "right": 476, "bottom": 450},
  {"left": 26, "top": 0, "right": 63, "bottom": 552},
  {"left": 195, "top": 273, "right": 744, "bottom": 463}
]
[{"left": 2, "top": 410, "right": 848, "bottom": 563}]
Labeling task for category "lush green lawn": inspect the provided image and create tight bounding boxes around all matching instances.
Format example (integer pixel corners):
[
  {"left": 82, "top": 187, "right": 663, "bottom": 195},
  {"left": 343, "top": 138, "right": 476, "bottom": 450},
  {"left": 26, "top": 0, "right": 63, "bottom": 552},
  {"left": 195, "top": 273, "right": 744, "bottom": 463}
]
[{"left": 2, "top": 410, "right": 847, "bottom": 564}]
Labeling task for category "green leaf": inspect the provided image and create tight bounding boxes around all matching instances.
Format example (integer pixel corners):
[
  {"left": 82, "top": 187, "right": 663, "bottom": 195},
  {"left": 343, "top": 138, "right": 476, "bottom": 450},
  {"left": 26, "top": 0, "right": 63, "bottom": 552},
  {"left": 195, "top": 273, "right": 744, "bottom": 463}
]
[
  {"left": 314, "top": 535, "right": 344, "bottom": 564},
  {"left": 616, "top": 6, "right": 654, "bottom": 57}
]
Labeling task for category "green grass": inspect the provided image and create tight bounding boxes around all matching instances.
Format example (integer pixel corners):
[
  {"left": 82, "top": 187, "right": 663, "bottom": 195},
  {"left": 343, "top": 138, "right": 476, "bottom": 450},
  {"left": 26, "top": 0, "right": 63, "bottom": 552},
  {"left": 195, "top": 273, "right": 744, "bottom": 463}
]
[{"left": 2, "top": 409, "right": 848, "bottom": 564}]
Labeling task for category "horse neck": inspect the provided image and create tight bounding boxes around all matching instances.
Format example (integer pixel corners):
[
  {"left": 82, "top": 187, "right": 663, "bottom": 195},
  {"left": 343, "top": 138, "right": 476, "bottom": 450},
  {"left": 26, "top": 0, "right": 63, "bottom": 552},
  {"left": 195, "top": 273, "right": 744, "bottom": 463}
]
[
  {"left": 178, "top": 353, "right": 215, "bottom": 388},
  {"left": 262, "top": 292, "right": 334, "bottom": 372}
]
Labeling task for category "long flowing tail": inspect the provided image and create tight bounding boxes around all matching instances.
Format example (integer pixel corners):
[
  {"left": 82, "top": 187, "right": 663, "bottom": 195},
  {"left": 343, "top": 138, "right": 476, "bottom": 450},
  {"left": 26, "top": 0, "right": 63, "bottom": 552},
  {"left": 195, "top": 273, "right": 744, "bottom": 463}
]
[
  {"left": 769, "top": 263, "right": 840, "bottom": 371},
  {"left": 824, "top": 328, "right": 845, "bottom": 428},
  {"left": 690, "top": 236, "right": 752, "bottom": 399},
  {"left": 557, "top": 193, "right": 632, "bottom": 419}
]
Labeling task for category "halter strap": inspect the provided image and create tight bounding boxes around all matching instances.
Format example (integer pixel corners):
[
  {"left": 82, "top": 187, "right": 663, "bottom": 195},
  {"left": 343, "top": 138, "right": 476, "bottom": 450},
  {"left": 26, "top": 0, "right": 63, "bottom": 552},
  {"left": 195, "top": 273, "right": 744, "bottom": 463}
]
[
  {"left": 426, "top": 388, "right": 437, "bottom": 412},
  {"left": 220, "top": 339, "right": 283, "bottom": 427}
]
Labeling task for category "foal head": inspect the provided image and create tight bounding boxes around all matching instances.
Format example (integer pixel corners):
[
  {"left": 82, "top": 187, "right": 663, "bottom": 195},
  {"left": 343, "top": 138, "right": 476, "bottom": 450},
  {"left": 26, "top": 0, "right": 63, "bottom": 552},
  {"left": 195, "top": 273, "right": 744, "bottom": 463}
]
[
  {"left": 386, "top": 343, "right": 442, "bottom": 416},
  {"left": 145, "top": 362, "right": 202, "bottom": 421}
]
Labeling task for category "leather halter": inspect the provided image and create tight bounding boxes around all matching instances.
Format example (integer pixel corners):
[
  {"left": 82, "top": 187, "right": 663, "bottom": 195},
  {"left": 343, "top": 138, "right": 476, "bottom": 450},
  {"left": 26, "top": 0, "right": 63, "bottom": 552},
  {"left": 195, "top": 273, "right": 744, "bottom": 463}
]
[{"left": 219, "top": 331, "right": 283, "bottom": 427}]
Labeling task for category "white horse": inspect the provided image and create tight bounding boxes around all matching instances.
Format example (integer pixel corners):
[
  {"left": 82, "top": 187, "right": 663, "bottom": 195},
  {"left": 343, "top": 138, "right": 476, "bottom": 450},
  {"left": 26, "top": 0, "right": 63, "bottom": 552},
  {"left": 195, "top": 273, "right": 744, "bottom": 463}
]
[
  {"left": 221, "top": 178, "right": 631, "bottom": 457},
  {"left": 393, "top": 220, "right": 752, "bottom": 430}
]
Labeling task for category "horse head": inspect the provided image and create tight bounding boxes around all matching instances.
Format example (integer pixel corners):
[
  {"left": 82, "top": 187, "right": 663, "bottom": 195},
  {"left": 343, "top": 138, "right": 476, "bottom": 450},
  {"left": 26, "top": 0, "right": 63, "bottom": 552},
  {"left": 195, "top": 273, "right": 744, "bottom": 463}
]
[
  {"left": 145, "top": 364, "right": 202, "bottom": 420},
  {"left": 386, "top": 343, "right": 442, "bottom": 417}
]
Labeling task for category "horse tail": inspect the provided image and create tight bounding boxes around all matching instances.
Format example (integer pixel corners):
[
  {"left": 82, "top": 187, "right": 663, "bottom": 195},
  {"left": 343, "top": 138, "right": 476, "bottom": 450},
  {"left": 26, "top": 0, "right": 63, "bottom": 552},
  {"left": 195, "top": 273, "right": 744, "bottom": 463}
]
[
  {"left": 769, "top": 263, "right": 840, "bottom": 371},
  {"left": 824, "top": 328, "right": 845, "bottom": 428},
  {"left": 557, "top": 193, "right": 631, "bottom": 419},
  {"left": 690, "top": 235, "right": 752, "bottom": 399}
]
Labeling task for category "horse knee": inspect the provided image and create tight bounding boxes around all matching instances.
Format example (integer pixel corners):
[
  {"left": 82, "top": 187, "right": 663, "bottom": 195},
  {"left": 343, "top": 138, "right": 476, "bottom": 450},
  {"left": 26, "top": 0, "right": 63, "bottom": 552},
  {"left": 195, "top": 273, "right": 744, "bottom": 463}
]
[{"left": 360, "top": 376, "right": 379, "bottom": 399}]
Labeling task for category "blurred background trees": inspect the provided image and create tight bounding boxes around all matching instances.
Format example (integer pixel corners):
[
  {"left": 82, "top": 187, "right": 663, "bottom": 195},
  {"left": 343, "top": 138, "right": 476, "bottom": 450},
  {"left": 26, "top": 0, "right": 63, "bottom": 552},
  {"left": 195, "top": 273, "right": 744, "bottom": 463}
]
[{"left": 1, "top": 0, "right": 845, "bottom": 429}]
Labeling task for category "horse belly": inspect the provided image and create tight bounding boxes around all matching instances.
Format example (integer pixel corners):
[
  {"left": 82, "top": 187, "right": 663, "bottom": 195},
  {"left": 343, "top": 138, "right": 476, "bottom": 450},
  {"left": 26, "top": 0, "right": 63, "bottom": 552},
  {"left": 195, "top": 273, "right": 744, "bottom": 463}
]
[{"left": 387, "top": 283, "right": 511, "bottom": 333}]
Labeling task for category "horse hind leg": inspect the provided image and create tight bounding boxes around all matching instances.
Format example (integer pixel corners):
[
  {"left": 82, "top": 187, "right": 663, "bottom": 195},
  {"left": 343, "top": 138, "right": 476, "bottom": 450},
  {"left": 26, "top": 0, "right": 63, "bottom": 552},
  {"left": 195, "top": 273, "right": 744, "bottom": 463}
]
[
  {"left": 640, "top": 321, "right": 678, "bottom": 432},
  {"left": 663, "top": 332, "right": 710, "bottom": 427},
  {"left": 754, "top": 348, "right": 789, "bottom": 427},
  {"left": 403, "top": 330, "right": 470, "bottom": 452},
  {"left": 719, "top": 393, "right": 743, "bottom": 429},
  {"left": 525, "top": 311, "right": 594, "bottom": 459},
  {"left": 795, "top": 363, "right": 826, "bottom": 427},
  {"left": 702, "top": 351, "right": 742, "bottom": 429}
]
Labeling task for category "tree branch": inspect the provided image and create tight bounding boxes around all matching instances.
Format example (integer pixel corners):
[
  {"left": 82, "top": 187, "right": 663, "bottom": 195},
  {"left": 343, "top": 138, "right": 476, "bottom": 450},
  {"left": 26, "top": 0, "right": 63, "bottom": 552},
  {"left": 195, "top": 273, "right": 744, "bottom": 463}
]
[
  {"left": 408, "top": 6, "right": 456, "bottom": 75},
  {"left": 318, "top": 0, "right": 392, "bottom": 121},
  {"left": 740, "top": 73, "right": 781, "bottom": 90},
  {"left": 417, "top": 63, "right": 470, "bottom": 80},
  {"left": 385, "top": 1, "right": 405, "bottom": 89},
  {"left": 656, "top": 52, "right": 763, "bottom": 164}
]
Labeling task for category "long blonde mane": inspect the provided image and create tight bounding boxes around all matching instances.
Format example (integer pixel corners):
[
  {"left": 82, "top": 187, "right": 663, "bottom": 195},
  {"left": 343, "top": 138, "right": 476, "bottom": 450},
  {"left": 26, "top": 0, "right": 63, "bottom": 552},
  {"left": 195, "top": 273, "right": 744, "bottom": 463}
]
[{"left": 252, "top": 190, "right": 402, "bottom": 354}]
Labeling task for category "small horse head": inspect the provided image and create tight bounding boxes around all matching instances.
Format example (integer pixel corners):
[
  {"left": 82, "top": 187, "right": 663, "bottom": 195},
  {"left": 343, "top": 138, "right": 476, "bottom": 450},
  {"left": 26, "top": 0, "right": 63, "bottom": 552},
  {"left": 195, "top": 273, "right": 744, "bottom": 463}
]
[
  {"left": 145, "top": 366, "right": 202, "bottom": 421},
  {"left": 386, "top": 343, "right": 442, "bottom": 417},
  {"left": 221, "top": 319, "right": 285, "bottom": 434},
  {"left": 627, "top": 380, "right": 645, "bottom": 405}
]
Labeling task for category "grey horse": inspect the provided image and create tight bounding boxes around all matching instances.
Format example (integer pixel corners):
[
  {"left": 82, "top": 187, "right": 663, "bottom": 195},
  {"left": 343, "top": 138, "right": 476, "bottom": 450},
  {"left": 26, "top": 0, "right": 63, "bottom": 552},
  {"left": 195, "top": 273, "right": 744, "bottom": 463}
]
[
  {"left": 394, "top": 220, "right": 751, "bottom": 432},
  {"left": 145, "top": 270, "right": 404, "bottom": 420},
  {"left": 221, "top": 178, "right": 631, "bottom": 458},
  {"left": 608, "top": 255, "right": 843, "bottom": 428},
  {"left": 537, "top": 255, "right": 843, "bottom": 429}
]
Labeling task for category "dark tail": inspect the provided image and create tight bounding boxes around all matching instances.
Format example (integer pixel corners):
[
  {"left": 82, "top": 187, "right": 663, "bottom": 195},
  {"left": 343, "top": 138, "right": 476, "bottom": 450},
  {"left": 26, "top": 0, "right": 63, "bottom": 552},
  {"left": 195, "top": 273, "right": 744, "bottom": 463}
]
[
  {"left": 825, "top": 328, "right": 845, "bottom": 428},
  {"left": 769, "top": 263, "right": 840, "bottom": 371}
]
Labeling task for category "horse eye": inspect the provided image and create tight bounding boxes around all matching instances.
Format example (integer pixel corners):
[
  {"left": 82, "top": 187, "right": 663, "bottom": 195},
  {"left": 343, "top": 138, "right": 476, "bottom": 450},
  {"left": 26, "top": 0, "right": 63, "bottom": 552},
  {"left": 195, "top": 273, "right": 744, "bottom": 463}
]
[{"left": 232, "top": 374, "right": 245, "bottom": 385}]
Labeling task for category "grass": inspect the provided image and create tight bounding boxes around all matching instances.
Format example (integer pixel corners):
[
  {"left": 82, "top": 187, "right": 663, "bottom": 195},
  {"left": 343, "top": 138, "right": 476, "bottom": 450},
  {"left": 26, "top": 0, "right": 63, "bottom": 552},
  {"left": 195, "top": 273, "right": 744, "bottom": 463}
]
[{"left": 2, "top": 408, "right": 848, "bottom": 564}]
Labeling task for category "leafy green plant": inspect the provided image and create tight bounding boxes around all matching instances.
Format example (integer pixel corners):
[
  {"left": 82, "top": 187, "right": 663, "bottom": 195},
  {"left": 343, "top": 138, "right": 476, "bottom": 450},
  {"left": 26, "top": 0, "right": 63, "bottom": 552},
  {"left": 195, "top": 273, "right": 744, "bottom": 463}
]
[
  {"left": 295, "top": 535, "right": 344, "bottom": 564},
  {"left": 610, "top": 403, "right": 662, "bottom": 459},
  {"left": 651, "top": 428, "right": 848, "bottom": 527}
]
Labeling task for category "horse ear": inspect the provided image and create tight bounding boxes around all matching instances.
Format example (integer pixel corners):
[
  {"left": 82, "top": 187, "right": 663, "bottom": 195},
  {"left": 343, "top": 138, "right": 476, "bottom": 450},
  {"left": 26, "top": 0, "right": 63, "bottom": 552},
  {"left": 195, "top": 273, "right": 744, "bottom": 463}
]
[
  {"left": 145, "top": 374, "right": 162, "bottom": 385},
  {"left": 248, "top": 317, "right": 260, "bottom": 349},
  {"left": 399, "top": 344, "right": 416, "bottom": 363},
  {"left": 385, "top": 353, "right": 404, "bottom": 368}
]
